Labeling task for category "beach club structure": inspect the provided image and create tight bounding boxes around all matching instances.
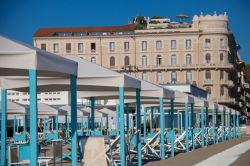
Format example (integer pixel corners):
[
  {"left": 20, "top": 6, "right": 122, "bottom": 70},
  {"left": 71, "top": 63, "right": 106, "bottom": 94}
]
[{"left": 0, "top": 35, "right": 241, "bottom": 165}]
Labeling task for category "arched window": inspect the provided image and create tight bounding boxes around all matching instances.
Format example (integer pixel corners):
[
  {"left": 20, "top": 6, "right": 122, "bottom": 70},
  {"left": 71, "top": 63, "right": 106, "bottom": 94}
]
[
  {"left": 110, "top": 56, "right": 115, "bottom": 67},
  {"left": 142, "top": 55, "right": 147, "bottom": 65},
  {"left": 220, "top": 53, "right": 224, "bottom": 63},
  {"left": 91, "top": 57, "right": 96, "bottom": 64},
  {"left": 186, "top": 54, "right": 192, "bottom": 64},
  {"left": 171, "top": 54, "right": 177, "bottom": 65},
  {"left": 205, "top": 70, "right": 211, "bottom": 80},
  {"left": 156, "top": 55, "right": 162, "bottom": 66},
  {"left": 171, "top": 71, "right": 177, "bottom": 84},
  {"left": 220, "top": 86, "right": 224, "bottom": 96},
  {"left": 124, "top": 56, "right": 130, "bottom": 66},
  {"left": 206, "top": 87, "right": 211, "bottom": 98},
  {"left": 205, "top": 53, "right": 211, "bottom": 64}
]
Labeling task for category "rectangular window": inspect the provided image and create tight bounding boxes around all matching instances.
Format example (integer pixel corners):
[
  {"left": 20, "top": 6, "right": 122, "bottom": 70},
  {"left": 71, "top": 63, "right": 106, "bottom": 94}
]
[
  {"left": 66, "top": 43, "right": 71, "bottom": 53},
  {"left": 141, "top": 41, "right": 147, "bottom": 50},
  {"left": 220, "top": 70, "right": 224, "bottom": 80},
  {"left": 53, "top": 43, "right": 59, "bottom": 53},
  {"left": 171, "top": 40, "right": 176, "bottom": 49},
  {"left": 156, "top": 40, "right": 162, "bottom": 50},
  {"left": 109, "top": 42, "right": 115, "bottom": 51},
  {"left": 91, "top": 43, "right": 96, "bottom": 52},
  {"left": 157, "top": 72, "right": 162, "bottom": 82},
  {"left": 124, "top": 42, "right": 129, "bottom": 51},
  {"left": 41, "top": 43, "right": 46, "bottom": 51},
  {"left": 142, "top": 72, "right": 148, "bottom": 81},
  {"left": 186, "top": 39, "right": 191, "bottom": 49},
  {"left": 220, "top": 38, "right": 225, "bottom": 48},
  {"left": 186, "top": 71, "right": 192, "bottom": 82},
  {"left": 205, "top": 39, "right": 211, "bottom": 48},
  {"left": 78, "top": 43, "right": 84, "bottom": 53},
  {"left": 171, "top": 71, "right": 177, "bottom": 83}
]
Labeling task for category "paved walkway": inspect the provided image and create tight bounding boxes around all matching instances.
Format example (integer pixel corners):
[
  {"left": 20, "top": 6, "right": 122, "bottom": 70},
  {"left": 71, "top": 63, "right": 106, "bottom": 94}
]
[
  {"left": 145, "top": 135, "right": 250, "bottom": 166},
  {"left": 195, "top": 139, "right": 250, "bottom": 166}
]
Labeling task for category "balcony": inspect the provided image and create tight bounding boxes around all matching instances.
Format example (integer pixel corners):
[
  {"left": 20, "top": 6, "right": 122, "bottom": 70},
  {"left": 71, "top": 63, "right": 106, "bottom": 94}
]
[
  {"left": 213, "top": 97, "right": 236, "bottom": 104},
  {"left": 203, "top": 79, "right": 213, "bottom": 85}
]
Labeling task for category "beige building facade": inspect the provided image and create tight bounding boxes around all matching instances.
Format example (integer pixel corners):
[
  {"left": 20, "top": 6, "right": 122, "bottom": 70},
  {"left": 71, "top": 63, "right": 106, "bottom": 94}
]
[{"left": 33, "top": 12, "right": 246, "bottom": 112}]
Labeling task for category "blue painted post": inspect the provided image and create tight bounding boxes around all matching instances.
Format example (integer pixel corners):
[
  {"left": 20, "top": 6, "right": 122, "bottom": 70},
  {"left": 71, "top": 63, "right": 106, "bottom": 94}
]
[
  {"left": 126, "top": 104, "right": 129, "bottom": 133},
  {"left": 177, "top": 111, "right": 180, "bottom": 136},
  {"left": 237, "top": 113, "right": 240, "bottom": 138},
  {"left": 233, "top": 113, "right": 236, "bottom": 139},
  {"left": 150, "top": 107, "right": 154, "bottom": 133},
  {"left": 136, "top": 89, "right": 142, "bottom": 166},
  {"left": 201, "top": 104, "right": 205, "bottom": 147},
  {"left": 159, "top": 97, "right": 165, "bottom": 159},
  {"left": 215, "top": 108, "right": 218, "bottom": 144},
  {"left": 14, "top": 115, "right": 17, "bottom": 138},
  {"left": 56, "top": 115, "right": 58, "bottom": 132},
  {"left": 222, "top": 110, "right": 225, "bottom": 141},
  {"left": 182, "top": 111, "right": 185, "bottom": 133},
  {"left": 119, "top": 87, "right": 126, "bottom": 166},
  {"left": 143, "top": 107, "right": 147, "bottom": 143},
  {"left": 212, "top": 107, "right": 215, "bottom": 144},
  {"left": 90, "top": 97, "right": 95, "bottom": 136},
  {"left": 205, "top": 107, "right": 209, "bottom": 147},
  {"left": 228, "top": 111, "right": 231, "bottom": 140},
  {"left": 116, "top": 104, "right": 119, "bottom": 136},
  {"left": 65, "top": 115, "right": 68, "bottom": 139},
  {"left": 185, "top": 102, "right": 189, "bottom": 152},
  {"left": 1, "top": 89, "right": 7, "bottom": 166},
  {"left": 170, "top": 99, "right": 175, "bottom": 158},
  {"left": 198, "top": 113, "right": 201, "bottom": 128},
  {"left": 190, "top": 103, "right": 194, "bottom": 151},
  {"left": 29, "top": 69, "right": 38, "bottom": 165},
  {"left": 70, "top": 75, "right": 77, "bottom": 166}
]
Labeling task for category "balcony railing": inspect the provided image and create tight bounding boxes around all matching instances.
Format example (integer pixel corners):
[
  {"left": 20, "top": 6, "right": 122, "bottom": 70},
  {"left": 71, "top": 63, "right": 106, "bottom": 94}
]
[
  {"left": 219, "top": 80, "right": 234, "bottom": 87},
  {"left": 203, "top": 79, "right": 213, "bottom": 85}
]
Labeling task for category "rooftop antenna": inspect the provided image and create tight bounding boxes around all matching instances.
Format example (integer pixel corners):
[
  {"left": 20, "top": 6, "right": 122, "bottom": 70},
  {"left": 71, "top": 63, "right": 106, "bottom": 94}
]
[{"left": 176, "top": 14, "right": 190, "bottom": 23}]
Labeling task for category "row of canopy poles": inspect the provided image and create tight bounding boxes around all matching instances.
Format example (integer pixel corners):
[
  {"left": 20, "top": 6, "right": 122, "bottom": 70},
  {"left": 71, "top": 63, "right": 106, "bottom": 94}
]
[{"left": 0, "top": 35, "right": 241, "bottom": 166}]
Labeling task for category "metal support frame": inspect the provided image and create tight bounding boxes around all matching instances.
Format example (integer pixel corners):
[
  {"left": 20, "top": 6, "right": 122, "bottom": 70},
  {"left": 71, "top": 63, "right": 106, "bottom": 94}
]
[
  {"left": 70, "top": 75, "right": 77, "bottom": 166},
  {"left": 91, "top": 97, "right": 95, "bottom": 136},
  {"left": 233, "top": 113, "right": 236, "bottom": 139},
  {"left": 170, "top": 99, "right": 175, "bottom": 158},
  {"left": 116, "top": 104, "right": 119, "bottom": 135},
  {"left": 215, "top": 108, "right": 219, "bottom": 144},
  {"left": 185, "top": 102, "right": 189, "bottom": 152},
  {"left": 1, "top": 89, "right": 7, "bottom": 165},
  {"left": 143, "top": 107, "right": 147, "bottom": 143},
  {"left": 136, "top": 89, "right": 142, "bottom": 166},
  {"left": 190, "top": 103, "right": 194, "bottom": 151},
  {"left": 119, "top": 87, "right": 126, "bottom": 166},
  {"left": 205, "top": 107, "right": 209, "bottom": 146},
  {"left": 228, "top": 111, "right": 231, "bottom": 140},
  {"left": 159, "top": 97, "right": 165, "bottom": 159},
  {"left": 201, "top": 104, "right": 205, "bottom": 147},
  {"left": 222, "top": 110, "right": 226, "bottom": 141}
]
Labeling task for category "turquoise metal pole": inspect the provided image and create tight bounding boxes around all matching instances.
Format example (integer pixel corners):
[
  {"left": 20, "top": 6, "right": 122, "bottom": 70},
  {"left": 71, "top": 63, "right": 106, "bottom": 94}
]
[
  {"left": 233, "top": 113, "right": 236, "bottom": 139},
  {"left": 237, "top": 113, "right": 240, "bottom": 137},
  {"left": 205, "top": 107, "right": 208, "bottom": 147},
  {"left": 126, "top": 104, "right": 129, "bottom": 133},
  {"left": 228, "top": 111, "right": 231, "bottom": 140},
  {"left": 14, "top": 115, "right": 16, "bottom": 139},
  {"left": 159, "top": 97, "right": 165, "bottom": 159},
  {"left": 70, "top": 75, "right": 77, "bottom": 166},
  {"left": 56, "top": 115, "right": 59, "bottom": 132},
  {"left": 150, "top": 107, "right": 154, "bottom": 133},
  {"left": 222, "top": 110, "right": 225, "bottom": 141},
  {"left": 65, "top": 115, "right": 68, "bottom": 139},
  {"left": 215, "top": 108, "right": 218, "bottom": 144},
  {"left": 170, "top": 99, "right": 175, "bottom": 158},
  {"left": 1, "top": 89, "right": 7, "bottom": 166},
  {"left": 198, "top": 113, "right": 201, "bottom": 128},
  {"left": 190, "top": 103, "right": 194, "bottom": 151},
  {"left": 185, "top": 102, "right": 189, "bottom": 152},
  {"left": 90, "top": 97, "right": 95, "bottom": 136},
  {"left": 143, "top": 107, "right": 147, "bottom": 143},
  {"left": 116, "top": 104, "right": 119, "bottom": 136},
  {"left": 177, "top": 111, "right": 180, "bottom": 136},
  {"left": 136, "top": 89, "right": 142, "bottom": 166},
  {"left": 119, "top": 87, "right": 126, "bottom": 166},
  {"left": 212, "top": 107, "right": 215, "bottom": 144},
  {"left": 201, "top": 104, "right": 205, "bottom": 147},
  {"left": 29, "top": 69, "right": 38, "bottom": 165}
]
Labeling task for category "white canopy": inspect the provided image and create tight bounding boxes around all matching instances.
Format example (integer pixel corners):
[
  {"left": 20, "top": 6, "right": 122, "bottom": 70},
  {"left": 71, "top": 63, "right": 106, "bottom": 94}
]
[
  {"left": 0, "top": 100, "right": 26, "bottom": 119},
  {"left": 0, "top": 35, "right": 77, "bottom": 78}
]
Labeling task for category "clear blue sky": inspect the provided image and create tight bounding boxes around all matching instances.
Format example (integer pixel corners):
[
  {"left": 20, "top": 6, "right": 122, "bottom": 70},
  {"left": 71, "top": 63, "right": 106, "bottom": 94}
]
[{"left": 0, "top": 0, "right": 249, "bottom": 63}]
